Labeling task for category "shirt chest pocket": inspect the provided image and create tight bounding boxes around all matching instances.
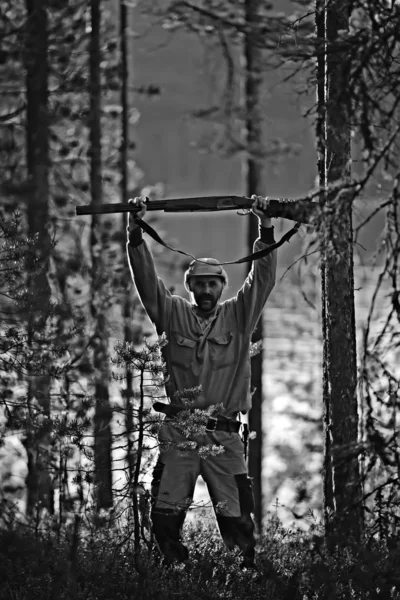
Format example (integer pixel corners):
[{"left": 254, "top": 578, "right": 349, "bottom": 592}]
[
  {"left": 208, "top": 332, "right": 235, "bottom": 369},
  {"left": 170, "top": 332, "right": 197, "bottom": 368}
]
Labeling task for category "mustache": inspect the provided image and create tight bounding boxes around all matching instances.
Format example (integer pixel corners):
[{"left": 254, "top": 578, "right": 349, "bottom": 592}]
[{"left": 199, "top": 295, "right": 213, "bottom": 301}]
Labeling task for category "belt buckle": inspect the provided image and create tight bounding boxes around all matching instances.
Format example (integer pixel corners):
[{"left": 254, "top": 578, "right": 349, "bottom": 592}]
[{"left": 206, "top": 417, "right": 218, "bottom": 432}]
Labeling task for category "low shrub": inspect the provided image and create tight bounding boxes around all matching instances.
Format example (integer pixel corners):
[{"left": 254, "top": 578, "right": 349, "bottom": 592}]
[{"left": 0, "top": 515, "right": 399, "bottom": 600}]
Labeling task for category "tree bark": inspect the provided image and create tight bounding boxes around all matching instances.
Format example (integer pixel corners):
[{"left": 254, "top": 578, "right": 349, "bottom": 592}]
[
  {"left": 89, "top": 0, "right": 113, "bottom": 511},
  {"left": 119, "top": 0, "right": 136, "bottom": 485},
  {"left": 242, "top": 0, "right": 265, "bottom": 531},
  {"left": 24, "top": 0, "right": 53, "bottom": 517},
  {"left": 316, "top": 0, "right": 363, "bottom": 540}
]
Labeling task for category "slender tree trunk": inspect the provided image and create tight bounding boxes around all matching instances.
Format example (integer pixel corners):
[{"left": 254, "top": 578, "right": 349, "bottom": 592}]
[
  {"left": 316, "top": 0, "right": 335, "bottom": 521},
  {"left": 89, "top": 0, "right": 113, "bottom": 510},
  {"left": 119, "top": 0, "right": 135, "bottom": 484},
  {"left": 242, "top": 0, "right": 264, "bottom": 531},
  {"left": 24, "top": 0, "right": 53, "bottom": 517},
  {"left": 316, "top": 0, "right": 363, "bottom": 540}
]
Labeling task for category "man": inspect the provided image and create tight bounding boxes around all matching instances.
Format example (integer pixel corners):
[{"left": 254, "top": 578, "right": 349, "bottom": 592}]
[{"left": 127, "top": 194, "right": 277, "bottom": 568}]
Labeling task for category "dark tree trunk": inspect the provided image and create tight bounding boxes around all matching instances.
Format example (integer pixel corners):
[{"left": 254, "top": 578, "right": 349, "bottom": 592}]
[
  {"left": 24, "top": 0, "right": 53, "bottom": 517},
  {"left": 316, "top": 0, "right": 363, "bottom": 541},
  {"left": 119, "top": 0, "right": 135, "bottom": 484},
  {"left": 243, "top": 0, "right": 265, "bottom": 531},
  {"left": 89, "top": 0, "right": 113, "bottom": 511},
  {"left": 316, "top": 0, "right": 335, "bottom": 521}
]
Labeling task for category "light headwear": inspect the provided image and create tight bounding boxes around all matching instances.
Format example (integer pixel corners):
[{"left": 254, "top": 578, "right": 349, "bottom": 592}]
[{"left": 184, "top": 258, "right": 228, "bottom": 292}]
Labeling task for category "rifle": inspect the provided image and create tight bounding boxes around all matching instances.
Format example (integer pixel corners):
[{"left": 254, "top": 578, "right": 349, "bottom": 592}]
[
  {"left": 75, "top": 195, "right": 317, "bottom": 224},
  {"left": 76, "top": 195, "right": 317, "bottom": 265}
]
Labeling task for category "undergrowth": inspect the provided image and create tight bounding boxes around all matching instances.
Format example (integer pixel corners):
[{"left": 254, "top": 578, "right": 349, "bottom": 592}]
[{"left": 1, "top": 512, "right": 400, "bottom": 600}]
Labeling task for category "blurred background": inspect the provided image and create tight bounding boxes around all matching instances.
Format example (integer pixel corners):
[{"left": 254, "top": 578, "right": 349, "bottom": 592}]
[
  {"left": 127, "top": 1, "right": 389, "bottom": 526},
  {"left": 0, "top": 0, "right": 392, "bottom": 531}
]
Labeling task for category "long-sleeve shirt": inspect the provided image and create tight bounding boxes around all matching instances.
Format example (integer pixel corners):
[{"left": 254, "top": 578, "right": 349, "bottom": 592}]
[{"left": 127, "top": 225, "right": 277, "bottom": 418}]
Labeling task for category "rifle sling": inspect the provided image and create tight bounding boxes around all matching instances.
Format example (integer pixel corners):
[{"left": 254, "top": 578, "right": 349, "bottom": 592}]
[{"left": 134, "top": 217, "right": 301, "bottom": 266}]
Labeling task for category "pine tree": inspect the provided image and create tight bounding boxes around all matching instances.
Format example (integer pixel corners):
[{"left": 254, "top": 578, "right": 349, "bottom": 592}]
[
  {"left": 316, "top": 0, "right": 363, "bottom": 539},
  {"left": 24, "top": 0, "right": 54, "bottom": 516},
  {"left": 89, "top": 0, "right": 113, "bottom": 511},
  {"left": 243, "top": 0, "right": 265, "bottom": 532}
]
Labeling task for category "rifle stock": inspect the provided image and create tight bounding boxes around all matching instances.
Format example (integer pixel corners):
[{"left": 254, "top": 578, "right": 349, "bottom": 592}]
[{"left": 75, "top": 195, "right": 317, "bottom": 224}]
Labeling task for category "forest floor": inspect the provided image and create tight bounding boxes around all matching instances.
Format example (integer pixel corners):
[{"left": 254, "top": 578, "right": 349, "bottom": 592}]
[{"left": 1, "top": 515, "right": 400, "bottom": 600}]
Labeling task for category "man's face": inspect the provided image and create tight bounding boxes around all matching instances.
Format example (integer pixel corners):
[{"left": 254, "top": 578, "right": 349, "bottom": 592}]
[{"left": 189, "top": 276, "right": 224, "bottom": 313}]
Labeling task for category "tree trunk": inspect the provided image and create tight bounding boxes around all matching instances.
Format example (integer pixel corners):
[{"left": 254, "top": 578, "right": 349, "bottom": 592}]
[
  {"left": 242, "top": 0, "right": 265, "bottom": 531},
  {"left": 119, "top": 0, "right": 135, "bottom": 484},
  {"left": 89, "top": 0, "right": 113, "bottom": 511},
  {"left": 316, "top": 0, "right": 363, "bottom": 540},
  {"left": 24, "top": 0, "right": 53, "bottom": 517}
]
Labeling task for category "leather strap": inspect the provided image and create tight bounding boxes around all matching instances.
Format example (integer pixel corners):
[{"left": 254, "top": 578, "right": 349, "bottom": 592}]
[
  {"left": 134, "top": 216, "right": 301, "bottom": 266},
  {"left": 205, "top": 417, "right": 241, "bottom": 433}
]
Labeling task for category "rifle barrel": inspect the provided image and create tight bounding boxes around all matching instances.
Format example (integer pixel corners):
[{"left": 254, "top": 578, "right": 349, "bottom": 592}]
[{"left": 75, "top": 195, "right": 317, "bottom": 224}]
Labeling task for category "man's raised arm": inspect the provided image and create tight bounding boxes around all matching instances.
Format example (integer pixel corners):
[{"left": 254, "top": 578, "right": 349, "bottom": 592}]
[
  {"left": 127, "top": 197, "right": 172, "bottom": 334},
  {"left": 234, "top": 195, "right": 278, "bottom": 333}
]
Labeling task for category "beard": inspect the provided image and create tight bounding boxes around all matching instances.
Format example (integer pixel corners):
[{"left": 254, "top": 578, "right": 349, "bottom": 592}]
[{"left": 196, "top": 294, "right": 217, "bottom": 312}]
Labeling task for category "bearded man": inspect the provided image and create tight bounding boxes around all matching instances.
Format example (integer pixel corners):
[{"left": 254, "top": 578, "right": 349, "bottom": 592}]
[{"left": 127, "top": 194, "right": 277, "bottom": 568}]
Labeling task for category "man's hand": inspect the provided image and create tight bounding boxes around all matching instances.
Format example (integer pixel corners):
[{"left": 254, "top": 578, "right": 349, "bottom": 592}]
[
  {"left": 251, "top": 195, "right": 272, "bottom": 228},
  {"left": 128, "top": 196, "right": 147, "bottom": 230}
]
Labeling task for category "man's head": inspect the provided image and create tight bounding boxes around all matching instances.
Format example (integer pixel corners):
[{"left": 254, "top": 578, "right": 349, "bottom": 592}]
[{"left": 184, "top": 258, "right": 228, "bottom": 313}]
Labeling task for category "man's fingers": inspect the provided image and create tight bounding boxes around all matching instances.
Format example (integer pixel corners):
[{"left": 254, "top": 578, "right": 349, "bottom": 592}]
[
  {"left": 128, "top": 196, "right": 147, "bottom": 218},
  {"left": 129, "top": 196, "right": 147, "bottom": 207},
  {"left": 250, "top": 195, "right": 270, "bottom": 212},
  {"left": 128, "top": 196, "right": 148, "bottom": 222}
]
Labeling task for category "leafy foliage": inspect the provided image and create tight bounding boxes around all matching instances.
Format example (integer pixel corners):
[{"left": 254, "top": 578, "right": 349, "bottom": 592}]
[
  {"left": 0, "top": 513, "right": 400, "bottom": 600},
  {"left": 0, "top": 208, "right": 65, "bottom": 386}
]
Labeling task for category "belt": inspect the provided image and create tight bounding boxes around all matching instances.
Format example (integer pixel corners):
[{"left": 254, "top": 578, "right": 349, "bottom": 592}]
[
  {"left": 153, "top": 402, "right": 240, "bottom": 433},
  {"left": 205, "top": 417, "right": 240, "bottom": 433}
]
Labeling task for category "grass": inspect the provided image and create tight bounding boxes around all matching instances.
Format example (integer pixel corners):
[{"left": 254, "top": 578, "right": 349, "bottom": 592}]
[{"left": 0, "top": 515, "right": 399, "bottom": 600}]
